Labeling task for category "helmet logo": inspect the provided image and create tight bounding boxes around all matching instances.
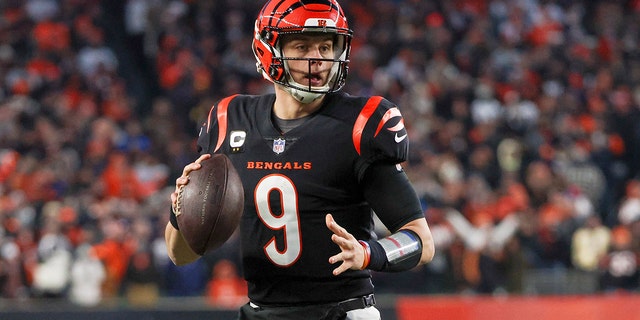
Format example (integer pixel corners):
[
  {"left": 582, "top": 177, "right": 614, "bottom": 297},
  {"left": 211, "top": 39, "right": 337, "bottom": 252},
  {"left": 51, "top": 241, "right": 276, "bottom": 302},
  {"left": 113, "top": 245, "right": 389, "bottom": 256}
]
[{"left": 305, "top": 18, "right": 336, "bottom": 28}]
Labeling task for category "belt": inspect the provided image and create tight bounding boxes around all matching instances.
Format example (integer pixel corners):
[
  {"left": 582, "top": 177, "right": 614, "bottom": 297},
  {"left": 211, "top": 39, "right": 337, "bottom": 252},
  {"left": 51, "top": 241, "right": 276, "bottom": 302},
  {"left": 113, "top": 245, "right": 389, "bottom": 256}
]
[{"left": 337, "top": 294, "right": 376, "bottom": 312}]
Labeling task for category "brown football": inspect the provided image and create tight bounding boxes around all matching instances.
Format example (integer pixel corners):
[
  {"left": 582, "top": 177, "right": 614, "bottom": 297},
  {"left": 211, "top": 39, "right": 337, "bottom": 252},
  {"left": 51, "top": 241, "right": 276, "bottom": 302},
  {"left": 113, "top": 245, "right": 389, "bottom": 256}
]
[{"left": 176, "top": 154, "right": 244, "bottom": 255}]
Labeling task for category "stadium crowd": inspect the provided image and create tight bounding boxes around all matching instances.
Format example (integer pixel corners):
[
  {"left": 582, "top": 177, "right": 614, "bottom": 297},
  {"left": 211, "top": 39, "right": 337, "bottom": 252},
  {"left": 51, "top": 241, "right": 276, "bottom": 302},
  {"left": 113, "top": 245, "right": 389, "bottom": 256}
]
[{"left": 1, "top": 0, "right": 640, "bottom": 307}]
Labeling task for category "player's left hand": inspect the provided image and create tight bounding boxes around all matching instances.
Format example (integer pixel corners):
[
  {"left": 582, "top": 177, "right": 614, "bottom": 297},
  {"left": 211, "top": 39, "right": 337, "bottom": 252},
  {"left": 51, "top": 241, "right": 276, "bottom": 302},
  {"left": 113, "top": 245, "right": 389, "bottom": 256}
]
[{"left": 326, "top": 213, "right": 366, "bottom": 276}]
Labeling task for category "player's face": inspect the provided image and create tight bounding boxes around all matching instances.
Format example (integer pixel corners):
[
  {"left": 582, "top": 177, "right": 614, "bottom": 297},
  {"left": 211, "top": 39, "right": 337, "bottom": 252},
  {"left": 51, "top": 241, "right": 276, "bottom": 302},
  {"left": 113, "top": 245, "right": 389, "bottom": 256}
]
[{"left": 281, "top": 34, "right": 335, "bottom": 87}]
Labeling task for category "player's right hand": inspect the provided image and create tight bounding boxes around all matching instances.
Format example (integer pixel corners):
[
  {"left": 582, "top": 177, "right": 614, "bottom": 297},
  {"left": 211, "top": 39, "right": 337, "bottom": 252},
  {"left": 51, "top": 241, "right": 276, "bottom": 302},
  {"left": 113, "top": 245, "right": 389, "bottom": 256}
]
[{"left": 171, "top": 154, "right": 212, "bottom": 215}]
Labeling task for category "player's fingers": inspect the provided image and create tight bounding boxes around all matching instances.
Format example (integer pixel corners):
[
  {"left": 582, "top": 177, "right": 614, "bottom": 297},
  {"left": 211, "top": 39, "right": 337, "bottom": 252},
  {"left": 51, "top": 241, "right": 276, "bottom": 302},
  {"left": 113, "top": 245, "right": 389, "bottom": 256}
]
[
  {"left": 330, "top": 248, "right": 356, "bottom": 261},
  {"left": 332, "top": 262, "right": 351, "bottom": 276},
  {"left": 329, "top": 250, "right": 354, "bottom": 266},
  {"left": 182, "top": 162, "right": 200, "bottom": 176},
  {"left": 328, "top": 252, "right": 340, "bottom": 264},
  {"left": 330, "top": 249, "right": 358, "bottom": 276},
  {"left": 325, "top": 213, "right": 335, "bottom": 230},
  {"left": 175, "top": 176, "right": 189, "bottom": 187},
  {"left": 181, "top": 154, "right": 211, "bottom": 177},
  {"left": 329, "top": 236, "right": 359, "bottom": 261},
  {"left": 194, "top": 153, "right": 212, "bottom": 164},
  {"left": 325, "top": 214, "right": 353, "bottom": 239},
  {"left": 326, "top": 214, "right": 365, "bottom": 275},
  {"left": 330, "top": 233, "right": 353, "bottom": 249}
]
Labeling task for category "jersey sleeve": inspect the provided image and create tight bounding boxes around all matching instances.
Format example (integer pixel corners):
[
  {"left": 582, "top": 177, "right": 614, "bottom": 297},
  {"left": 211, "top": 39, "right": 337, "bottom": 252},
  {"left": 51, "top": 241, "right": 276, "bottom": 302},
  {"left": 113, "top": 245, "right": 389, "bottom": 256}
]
[
  {"left": 353, "top": 96, "right": 409, "bottom": 180},
  {"left": 196, "top": 118, "right": 212, "bottom": 155},
  {"left": 362, "top": 163, "right": 424, "bottom": 233},
  {"left": 196, "top": 95, "right": 238, "bottom": 155}
]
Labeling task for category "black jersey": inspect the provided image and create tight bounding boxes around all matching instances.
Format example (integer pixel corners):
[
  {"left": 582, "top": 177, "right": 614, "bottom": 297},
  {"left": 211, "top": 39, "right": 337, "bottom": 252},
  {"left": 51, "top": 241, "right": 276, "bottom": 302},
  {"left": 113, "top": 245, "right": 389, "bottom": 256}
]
[{"left": 196, "top": 92, "right": 412, "bottom": 305}]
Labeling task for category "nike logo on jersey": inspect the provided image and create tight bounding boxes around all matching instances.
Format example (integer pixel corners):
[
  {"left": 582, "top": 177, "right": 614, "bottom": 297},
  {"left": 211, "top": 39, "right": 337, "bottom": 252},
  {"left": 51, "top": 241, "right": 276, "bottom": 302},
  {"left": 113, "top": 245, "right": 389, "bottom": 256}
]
[
  {"left": 395, "top": 133, "right": 407, "bottom": 143},
  {"left": 380, "top": 107, "right": 406, "bottom": 144}
]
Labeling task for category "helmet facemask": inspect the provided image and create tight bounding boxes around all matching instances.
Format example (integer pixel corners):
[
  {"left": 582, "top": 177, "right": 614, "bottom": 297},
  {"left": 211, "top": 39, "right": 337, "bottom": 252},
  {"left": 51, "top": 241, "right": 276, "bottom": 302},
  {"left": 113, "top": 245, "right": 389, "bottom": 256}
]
[
  {"left": 252, "top": 0, "right": 353, "bottom": 104},
  {"left": 275, "top": 31, "right": 350, "bottom": 103}
]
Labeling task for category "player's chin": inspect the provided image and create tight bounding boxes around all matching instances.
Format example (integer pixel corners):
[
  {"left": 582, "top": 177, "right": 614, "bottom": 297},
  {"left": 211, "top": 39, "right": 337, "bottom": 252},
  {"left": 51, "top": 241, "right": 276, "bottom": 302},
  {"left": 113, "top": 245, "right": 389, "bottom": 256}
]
[
  {"left": 290, "top": 70, "right": 329, "bottom": 86},
  {"left": 294, "top": 75, "right": 327, "bottom": 88}
]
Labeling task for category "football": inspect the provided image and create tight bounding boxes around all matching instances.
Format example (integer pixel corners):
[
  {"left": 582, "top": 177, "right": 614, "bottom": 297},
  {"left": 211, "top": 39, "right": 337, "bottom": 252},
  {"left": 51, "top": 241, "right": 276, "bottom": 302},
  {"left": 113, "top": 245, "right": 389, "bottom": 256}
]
[{"left": 176, "top": 154, "right": 244, "bottom": 255}]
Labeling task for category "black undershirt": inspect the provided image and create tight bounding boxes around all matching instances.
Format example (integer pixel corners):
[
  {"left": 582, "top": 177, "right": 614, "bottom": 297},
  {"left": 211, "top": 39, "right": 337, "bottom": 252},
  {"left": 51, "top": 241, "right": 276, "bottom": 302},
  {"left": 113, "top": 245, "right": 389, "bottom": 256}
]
[{"left": 273, "top": 113, "right": 313, "bottom": 134}]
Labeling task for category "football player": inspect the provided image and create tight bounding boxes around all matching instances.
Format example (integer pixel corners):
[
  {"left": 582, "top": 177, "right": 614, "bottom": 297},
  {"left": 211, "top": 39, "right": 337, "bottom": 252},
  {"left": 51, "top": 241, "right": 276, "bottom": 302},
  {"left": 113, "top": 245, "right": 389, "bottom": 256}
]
[{"left": 165, "top": 0, "right": 435, "bottom": 319}]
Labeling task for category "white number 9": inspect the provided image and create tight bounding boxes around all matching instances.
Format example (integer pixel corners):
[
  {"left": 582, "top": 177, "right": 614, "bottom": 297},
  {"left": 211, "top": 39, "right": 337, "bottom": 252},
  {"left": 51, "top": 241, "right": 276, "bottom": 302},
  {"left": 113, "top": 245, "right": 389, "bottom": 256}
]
[{"left": 254, "top": 174, "right": 302, "bottom": 267}]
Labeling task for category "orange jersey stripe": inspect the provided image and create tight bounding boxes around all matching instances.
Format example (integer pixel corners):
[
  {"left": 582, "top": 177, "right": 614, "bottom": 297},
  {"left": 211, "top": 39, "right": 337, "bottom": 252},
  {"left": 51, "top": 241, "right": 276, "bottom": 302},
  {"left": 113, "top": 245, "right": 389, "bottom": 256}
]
[
  {"left": 352, "top": 96, "right": 383, "bottom": 155},
  {"left": 208, "top": 94, "right": 238, "bottom": 153}
]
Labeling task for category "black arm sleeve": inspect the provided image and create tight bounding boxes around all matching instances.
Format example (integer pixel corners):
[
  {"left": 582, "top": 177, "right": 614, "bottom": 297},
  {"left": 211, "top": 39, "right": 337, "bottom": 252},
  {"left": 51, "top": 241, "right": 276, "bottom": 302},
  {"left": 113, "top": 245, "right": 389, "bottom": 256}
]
[{"left": 360, "top": 163, "right": 424, "bottom": 233}]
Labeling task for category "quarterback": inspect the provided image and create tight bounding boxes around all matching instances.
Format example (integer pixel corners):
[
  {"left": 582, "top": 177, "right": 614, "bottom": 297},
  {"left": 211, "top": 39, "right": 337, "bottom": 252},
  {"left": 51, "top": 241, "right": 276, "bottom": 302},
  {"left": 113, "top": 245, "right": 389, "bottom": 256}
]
[{"left": 166, "top": 0, "right": 435, "bottom": 319}]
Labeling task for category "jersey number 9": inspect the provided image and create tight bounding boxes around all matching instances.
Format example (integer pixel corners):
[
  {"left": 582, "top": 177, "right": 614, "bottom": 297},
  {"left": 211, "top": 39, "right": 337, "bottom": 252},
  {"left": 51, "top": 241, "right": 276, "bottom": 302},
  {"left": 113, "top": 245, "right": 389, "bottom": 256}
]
[{"left": 255, "top": 174, "right": 302, "bottom": 267}]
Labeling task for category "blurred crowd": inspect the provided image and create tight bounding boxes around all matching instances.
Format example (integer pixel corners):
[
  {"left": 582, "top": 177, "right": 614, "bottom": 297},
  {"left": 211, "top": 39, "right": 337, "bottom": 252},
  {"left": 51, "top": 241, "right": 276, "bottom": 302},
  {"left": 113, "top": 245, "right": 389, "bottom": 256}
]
[{"left": 1, "top": 0, "right": 640, "bottom": 307}]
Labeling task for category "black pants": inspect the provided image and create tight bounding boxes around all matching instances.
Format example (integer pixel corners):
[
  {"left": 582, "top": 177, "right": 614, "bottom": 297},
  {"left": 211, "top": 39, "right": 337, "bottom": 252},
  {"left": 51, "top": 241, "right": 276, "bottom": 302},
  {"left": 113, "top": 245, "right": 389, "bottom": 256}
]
[
  {"left": 238, "top": 295, "right": 376, "bottom": 320},
  {"left": 239, "top": 302, "right": 347, "bottom": 320}
]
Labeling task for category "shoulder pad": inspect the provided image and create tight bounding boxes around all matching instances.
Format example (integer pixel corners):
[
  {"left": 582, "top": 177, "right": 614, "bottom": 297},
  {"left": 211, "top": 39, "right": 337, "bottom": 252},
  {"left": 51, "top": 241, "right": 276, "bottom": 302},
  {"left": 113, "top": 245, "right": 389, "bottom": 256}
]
[
  {"left": 197, "top": 94, "right": 238, "bottom": 154},
  {"left": 352, "top": 96, "right": 408, "bottom": 164}
]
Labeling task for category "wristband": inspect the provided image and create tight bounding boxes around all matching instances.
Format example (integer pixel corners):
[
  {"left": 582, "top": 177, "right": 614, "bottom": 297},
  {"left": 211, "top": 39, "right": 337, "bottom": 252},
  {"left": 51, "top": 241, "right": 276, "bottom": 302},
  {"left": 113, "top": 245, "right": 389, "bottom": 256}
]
[
  {"left": 363, "top": 229, "right": 422, "bottom": 272},
  {"left": 366, "top": 239, "right": 387, "bottom": 271},
  {"left": 358, "top": 240, "right": 371, "bottom": 269},
  {"left": 169, "top": 206, "right": 179, "bottom": 230}
]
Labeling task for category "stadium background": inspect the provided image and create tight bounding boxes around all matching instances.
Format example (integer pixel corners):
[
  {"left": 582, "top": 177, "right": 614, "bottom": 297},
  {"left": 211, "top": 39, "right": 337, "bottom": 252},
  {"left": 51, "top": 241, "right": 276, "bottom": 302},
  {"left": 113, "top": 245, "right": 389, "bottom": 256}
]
[{"left": 1, "top": 0, "right": 640, "bottom": 319}]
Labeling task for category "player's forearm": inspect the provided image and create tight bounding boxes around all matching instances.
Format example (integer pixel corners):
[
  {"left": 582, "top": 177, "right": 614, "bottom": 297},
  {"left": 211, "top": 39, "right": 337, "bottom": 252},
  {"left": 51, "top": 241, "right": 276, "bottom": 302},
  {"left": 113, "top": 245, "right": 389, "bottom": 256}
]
[
  {"left": 358, "top": 217, "right": 435, "bottom": 273},
  {"left": 360, "top": 164, "right": 435, "bottom": 267},
  {"left": 400, "top": 218, "right": 435, "bottom": 265},
  {"left": 165, "top": 223, "right": 201, "bottom": 265}
]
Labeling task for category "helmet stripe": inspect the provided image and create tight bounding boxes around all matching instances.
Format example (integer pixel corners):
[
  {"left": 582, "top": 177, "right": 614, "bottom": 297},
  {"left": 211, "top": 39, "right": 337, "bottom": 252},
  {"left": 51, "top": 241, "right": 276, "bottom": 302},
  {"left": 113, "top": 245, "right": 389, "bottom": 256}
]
[
  {"left": 272, "top": 0, "right": 340, "bottom": 28},
  {"left": 266, "top": 0, "right": 288, "bottom": 29}
]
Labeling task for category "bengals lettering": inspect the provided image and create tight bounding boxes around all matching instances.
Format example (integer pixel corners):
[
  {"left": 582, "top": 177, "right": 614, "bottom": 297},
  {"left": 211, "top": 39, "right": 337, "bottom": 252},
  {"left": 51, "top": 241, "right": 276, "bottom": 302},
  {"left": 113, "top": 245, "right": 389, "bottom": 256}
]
[{"left": 246, "top": 161, "right": 312, "bottom": 170}]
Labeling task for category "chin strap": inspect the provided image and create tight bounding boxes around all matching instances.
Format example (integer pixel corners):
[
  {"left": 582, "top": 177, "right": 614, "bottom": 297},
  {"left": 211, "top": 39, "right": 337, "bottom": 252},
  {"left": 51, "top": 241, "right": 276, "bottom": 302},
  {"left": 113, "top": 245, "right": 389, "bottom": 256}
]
[
  {"left": 286, "top": 86, "right": 324, "bottom": 103},
  {"left": 359, "top": 229, "right": 422, "bottom": 272}
]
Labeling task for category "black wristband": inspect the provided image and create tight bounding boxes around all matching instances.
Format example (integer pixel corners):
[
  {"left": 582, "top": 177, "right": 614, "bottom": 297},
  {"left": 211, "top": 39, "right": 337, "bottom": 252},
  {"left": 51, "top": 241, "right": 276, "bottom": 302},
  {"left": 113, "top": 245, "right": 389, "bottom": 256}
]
[
  {"left": 366, "top": 240, "right": 387, "bottom": 271},
  {"left": 169, "top": 206, "right": 179, "bottom": 230}
]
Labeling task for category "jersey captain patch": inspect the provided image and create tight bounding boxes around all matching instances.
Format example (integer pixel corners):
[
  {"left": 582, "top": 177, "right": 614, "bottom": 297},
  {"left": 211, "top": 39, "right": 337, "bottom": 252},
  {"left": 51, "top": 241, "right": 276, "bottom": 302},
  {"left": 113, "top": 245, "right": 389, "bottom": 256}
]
[{"left": 230, "top": 130, "right": 246, "bottom": 153}]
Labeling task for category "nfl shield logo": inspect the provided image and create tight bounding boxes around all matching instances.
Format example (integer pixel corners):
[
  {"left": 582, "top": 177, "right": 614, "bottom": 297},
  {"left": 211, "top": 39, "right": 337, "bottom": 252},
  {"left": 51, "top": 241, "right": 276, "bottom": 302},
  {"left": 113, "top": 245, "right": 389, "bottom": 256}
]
[{"left": 272, "top": 138, "right": 286, "bottom": 154}]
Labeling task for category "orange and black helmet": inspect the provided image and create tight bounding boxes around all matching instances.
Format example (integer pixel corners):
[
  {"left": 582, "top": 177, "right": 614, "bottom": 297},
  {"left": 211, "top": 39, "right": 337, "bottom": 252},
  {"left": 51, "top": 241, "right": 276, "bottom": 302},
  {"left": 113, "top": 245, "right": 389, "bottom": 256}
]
[{"left": 252, "top": 0, "right": 353, "bottom": 103}]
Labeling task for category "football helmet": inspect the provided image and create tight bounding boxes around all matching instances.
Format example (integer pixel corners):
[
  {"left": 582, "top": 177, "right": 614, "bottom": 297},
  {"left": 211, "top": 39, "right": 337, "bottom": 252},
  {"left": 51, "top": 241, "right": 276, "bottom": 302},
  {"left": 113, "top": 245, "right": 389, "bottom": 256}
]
[{"left": 252, "top": 0, "right": 352, "bottom": 103}]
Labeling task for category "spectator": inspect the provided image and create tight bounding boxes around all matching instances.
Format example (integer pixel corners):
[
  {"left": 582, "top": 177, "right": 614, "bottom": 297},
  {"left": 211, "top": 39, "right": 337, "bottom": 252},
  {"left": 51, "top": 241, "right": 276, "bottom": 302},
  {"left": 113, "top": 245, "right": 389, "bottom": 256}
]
[
  {"left": 90, "top": 216, "right": 134, "bottom": 298},
  {"left": 69, "top": 243, "right": 105, "bottom": 307},
  {"left": 123, "top": 248, "right": 161, "bottom": 307},
  {"left": 618, "top": 179, "right": 640, "bottom": 226},
  {"left": 31, "top": 202, "right": 73, "bottom": 298},
  {"left": 205, "top": 259, "right": 247, "bottom": 308},
  {"left": 571, "top": 214, "right": 611, "bottom": 272},
  {"left": 598, "top": 225, "right": 640, "bottom": 292}
]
